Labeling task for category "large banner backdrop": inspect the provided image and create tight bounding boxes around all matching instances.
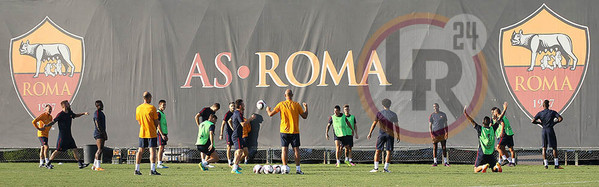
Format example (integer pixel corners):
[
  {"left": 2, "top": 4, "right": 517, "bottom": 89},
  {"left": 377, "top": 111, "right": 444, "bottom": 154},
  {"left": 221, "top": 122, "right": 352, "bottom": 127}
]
[{"left": 0, "top": 0, "right": 596, "bottom": 148}]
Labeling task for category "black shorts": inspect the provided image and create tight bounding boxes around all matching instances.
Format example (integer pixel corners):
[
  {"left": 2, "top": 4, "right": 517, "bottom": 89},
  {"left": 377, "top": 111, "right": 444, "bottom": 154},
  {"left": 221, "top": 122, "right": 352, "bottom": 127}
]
[
  {"left": 497, "top": 135, "right": 514, "bottom": 148},
  {"left": 225, "top": 131, "right": 233, "bottom": 146},
  {"left": 197, "top": 144, "right": 214, "bottom": 156},
  {"left": 280, "top": 133, "right": 300, "bottom": 148},
  {"left": 232, "top": 136, "right": 245, "bottom": 150},
  {"left": 336, "top": 136, "right": 353, "bottom": 148},
  {"left": 474, "top": 147, "right": 497, "bottom": 167},
  {"left": 56, "top": 136, "right": 77, "bottom": 151},
  {"left": 376, "top": 135, "right": 394, "bottom": 151},
  {"left": 38, "top": 137, "right": 48, "bottom": 146},
  {"left": 542, "top": 128, "right": 557, "bottom": 148},
  {"left": 158, "top": 135, "right": 167, "bottom": 146},
  {"left": 139, "top": 138, "right": 158, "bottom": 148}
]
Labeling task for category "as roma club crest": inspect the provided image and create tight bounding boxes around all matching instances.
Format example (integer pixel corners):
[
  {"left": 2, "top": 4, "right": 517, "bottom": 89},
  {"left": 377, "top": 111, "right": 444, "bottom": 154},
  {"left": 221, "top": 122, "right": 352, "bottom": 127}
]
[
  {"left": 9, "top": 17, "right": 85, "bottom": 119},
  {"left": 499, "top": 4, "right": 589, "bottom": 119}
]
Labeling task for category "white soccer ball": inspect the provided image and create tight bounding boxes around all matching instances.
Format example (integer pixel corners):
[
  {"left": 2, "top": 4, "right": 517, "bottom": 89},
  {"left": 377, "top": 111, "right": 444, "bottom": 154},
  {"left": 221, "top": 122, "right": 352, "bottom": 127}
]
[
  {"left": 272, "top": 165, "right": 281, "bottom": 174},
  {"left": 262, "top": 165, "right": 273, "bottom": 174},
  {"left": 281, "top": 165, "right": 290, "bottom": 174},
  {"left": 253, "top": 164, "right": 262, "bottom": 174},
  {"left": 256, "top": 100, "right": 266, "bottom": 110}
]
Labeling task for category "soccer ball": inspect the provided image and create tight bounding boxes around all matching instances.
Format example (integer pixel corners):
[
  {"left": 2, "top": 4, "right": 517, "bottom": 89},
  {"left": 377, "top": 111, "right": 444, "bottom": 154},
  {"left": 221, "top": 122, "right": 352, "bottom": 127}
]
[
  {"left": 253, "top": 165, "right": 262, "bottom": 174},
  {"left": 281, "top": 165, "right": 290, "bottom": 174},
  {"left": 272, "top": 165, "right": 281, "bottom": 174},
  {"left": 262, "top": 165, "right": 274, "bottom": 174},
  {"left": 256, "top": 100, "right": 266, "bottom": 110}
]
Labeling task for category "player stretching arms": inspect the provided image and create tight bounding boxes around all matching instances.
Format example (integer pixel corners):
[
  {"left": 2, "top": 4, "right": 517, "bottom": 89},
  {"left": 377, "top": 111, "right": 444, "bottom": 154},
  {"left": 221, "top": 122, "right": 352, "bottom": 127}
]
[
  {"left": 32, "top": 105, "right": 53, "bottom": 168},
  {"left": 219, "top": 102, "right": 235, "bottom": 166},
  {"left": 464, "top": 102, "right": 507, "bottom": 173},
  {"left": 156, "top": 100, "right": 169, "bottom": 169},
  {"left": 325, "top": 105, "right": 354, "bottom": 167},
  {"left": 44, "top": 100, "right": 89, "bottom": 169},
  {"left": 492, "top": 107, "right": 515, "bottom": 167},
  {"left": 267, "top": 89, "right": 308, "bottom": 174},
  {"left": 91, "top": 100, "right": 107, "bottom": 171},
  {"left": 429, "top": 103, "right": 449, "bottom": 167},
  {"left": 343, "top": 104, "right": 358, "bottom": 166},
  {"left": 367, "top": 99, "right": 399, "bottom": 173},
  {"left": 532, "top": 100, "right": 564, "bottom": 169},
  {"left": 197, "top": 114, "right": 220, "bottom": 171}
]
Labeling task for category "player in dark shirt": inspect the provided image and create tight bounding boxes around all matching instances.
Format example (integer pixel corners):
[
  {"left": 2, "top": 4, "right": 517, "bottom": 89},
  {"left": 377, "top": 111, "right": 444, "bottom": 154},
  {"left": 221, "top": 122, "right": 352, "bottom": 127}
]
[
  {"left": 429, "top": 103, "right": 449, "bottom": 166},
  {"left": 219, "top": 102, "right": 235, "bottom": 166},
  {"left": 532, "top": 100, "right": 564, "bottom": 169},
  {"left": 367, "top": 99, "right": 399, "bottom": 173},
  {"left": 91, "top": 100, "right": 107, "bottom": 171},
  {"left": 44, "top": 100, "right": 88, "bottom": 169},
  {"left": 229, "top": 99, "right": 255, "bottom": 174}
]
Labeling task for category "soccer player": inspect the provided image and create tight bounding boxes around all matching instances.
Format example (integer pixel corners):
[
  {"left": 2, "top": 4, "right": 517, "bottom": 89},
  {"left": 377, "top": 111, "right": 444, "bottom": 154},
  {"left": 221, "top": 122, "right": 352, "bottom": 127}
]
[
  {"left": 32, "top": 104, "right": 53, "bottom": 168},
  {"left": 367, "top": 99, "right": 399, "bottom": 173},
  {"left": 230, "top": 99, "right": 255, "bottom": 174},
  {"left": 195, "top": 103, "right": 220, "bottom": 167},
  {"left": 492, "top": 107, "right": 516, "bottom": 167},
  {"left": 429, "top": 103, "right": 449, "bottom": 167},
  {"left": 325, "top": 105, "right": 354, "bottom": 167},
  {"left": 156, "top": 100, "right": 169, "bottom": 169},
  {"left": 343, "top": 104, "right": 358, "bottom": 166},
  {"left": 134, "top": 92, "right": 161, "bottom": 175},
  {"left": 532, "top": 100, "right": 564, "bottom": 169},
  {"left": 197, "top": 114, "right": 220, "bottom": 171},
  {"left": 44, "top": 100, "right": 89, "bottom": 169},
  {"left": 266, "top": 89, "right": 308, "bottom": 174},
  {"left": 242, "top": 114, "right": 252, "bottom": 164},
  {"left": 219, "top": 102, "right": 235, "bottom": 166},
  {"left": 91, "top": 100, "right": 107, "bottom": 171},
  {"left": 464, "top": 102, "right": 507, "bottom": 173}
]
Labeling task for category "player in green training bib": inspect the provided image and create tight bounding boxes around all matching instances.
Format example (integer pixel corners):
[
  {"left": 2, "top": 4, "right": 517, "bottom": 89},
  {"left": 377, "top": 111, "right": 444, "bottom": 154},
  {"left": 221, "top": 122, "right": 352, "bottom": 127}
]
[
  {"left": 464, "top": 102, "right": 508, "bottom": 173},
  {"left": 196, "top": 114, "right": 220, "bottom": 171},
  {"left": 326, "top": 105, "right": 355, "bottom": 167},
  {"left": 492, "top": 107, "right": 516, "bottom": 167},
  {"left": 343, "top": 104, "right": 358, "bottom": 166},
  {"left": 156, "top": 100, "right": 169, "bottom": 169}
]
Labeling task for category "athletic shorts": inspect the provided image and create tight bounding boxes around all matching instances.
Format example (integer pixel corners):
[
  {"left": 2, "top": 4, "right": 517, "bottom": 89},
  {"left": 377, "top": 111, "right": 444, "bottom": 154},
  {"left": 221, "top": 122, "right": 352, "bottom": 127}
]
[
  {"left": 196, "top": 144, "right": 214, "bottom": 156},
  {"left": 225, "top": 132, "right": 233, "bottom": 146},
  {"left": 474, "top": 147, "right": 497, "bottom": 167},
  {"left": 56, "top": 136, "right": 77, "bottom": 151},
  {"left": 138, "top": 138, "right": 158, "bottom": 148},
  {"left": 158, "top": 135, "right": 167, "bottom": 146},
  {"left": 337, "top": 136, "right": 353, "bottom": 148},
  {"left": 432, "top": 134, "right": 447, "bottom": 144},
  {"left": 280, "top": 133, "right": 300, "bottom": 148},
  {"left": 38, "top": 137, "right": 48, "bottom": 146},
  {"left": 542, "top": 128, "right": 557, "bottom": 148},
  {"left": 497, "top": 135, "right": 514, "bottom": 148},
  {"left": 232, "top": 136, "right": 245, "bottom": 150},
  {"left": 376, "top": 135, "right": 394, "bottom": 151}
]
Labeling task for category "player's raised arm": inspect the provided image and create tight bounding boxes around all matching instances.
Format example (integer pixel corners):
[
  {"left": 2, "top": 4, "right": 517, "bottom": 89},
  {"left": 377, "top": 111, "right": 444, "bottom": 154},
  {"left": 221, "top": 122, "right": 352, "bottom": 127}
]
[
  {"left": 463, "top": 106, "right": 476, "bottom": 127},
  {"left": 74, "top": 112, "right": 88, "bottom": 118},
  {"left": 497, "top": 102, "right": 508, "bottom": 121},
  {"left": 266, "top": 104, "right": 279, "bottom": 117},
  {"left": 300, "top": 102, "right": 308, "bottom": 119}
]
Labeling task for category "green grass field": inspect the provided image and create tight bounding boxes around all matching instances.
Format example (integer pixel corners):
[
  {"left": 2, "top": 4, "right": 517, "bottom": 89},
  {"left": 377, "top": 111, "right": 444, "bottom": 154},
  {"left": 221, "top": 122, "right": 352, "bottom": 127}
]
[{"left": 2, "top": 163, "right": 598, "bottom": 186}]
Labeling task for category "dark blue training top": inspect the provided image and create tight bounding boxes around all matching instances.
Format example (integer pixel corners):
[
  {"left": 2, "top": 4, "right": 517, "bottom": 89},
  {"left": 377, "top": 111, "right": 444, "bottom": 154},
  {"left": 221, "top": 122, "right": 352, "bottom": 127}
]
[
  {"left": 231, "top": 110, "right": 244, "bottom": 139},
  {"left": 223, "top": 111, "right": 234, "bottom": 134},
  {"left": 53, "top": 110, "right": 76, "bottom": 139},
  {"left": 533, "top": 109, "right": 561, "bottom": 129},
  {"left": 93, "top": 110, "right": 106, "bottom": 137}
]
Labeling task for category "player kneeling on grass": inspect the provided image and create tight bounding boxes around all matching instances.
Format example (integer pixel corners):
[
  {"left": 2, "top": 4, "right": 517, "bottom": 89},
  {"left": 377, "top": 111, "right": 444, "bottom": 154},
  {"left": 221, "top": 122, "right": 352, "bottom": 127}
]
[
  {"left": 197, "top": 114, "right": 219, "bottom": 171},
  {"left": 464, "top": 102, "right": 508, "bottom": 173},
  {"left": 325, "top": 105, "right": 355, "bottom": 167}
]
